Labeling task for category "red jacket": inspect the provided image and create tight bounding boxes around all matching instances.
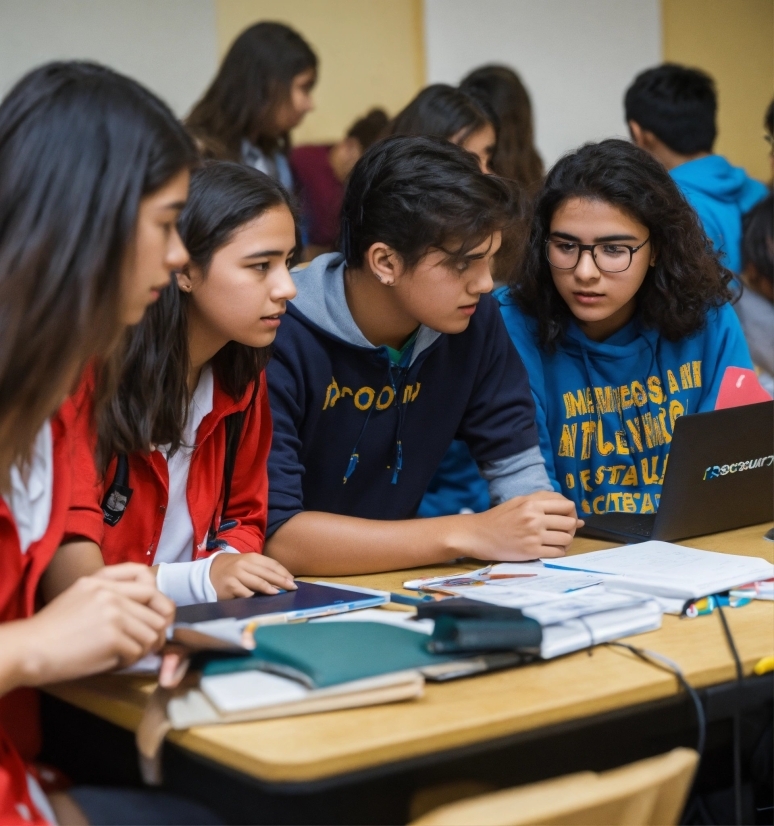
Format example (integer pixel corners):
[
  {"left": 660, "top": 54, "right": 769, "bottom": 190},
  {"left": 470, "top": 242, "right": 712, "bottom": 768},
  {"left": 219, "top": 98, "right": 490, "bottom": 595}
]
[
  {"left": 0, "top": 410, "right": 75, "bottom": 825},
  {"left": 67, "top": 374, "right": 272, "bottom": 565}
]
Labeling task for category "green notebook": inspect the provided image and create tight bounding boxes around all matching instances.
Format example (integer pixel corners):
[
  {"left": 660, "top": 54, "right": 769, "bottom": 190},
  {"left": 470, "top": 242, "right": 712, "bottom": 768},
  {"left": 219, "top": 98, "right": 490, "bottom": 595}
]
[{"left": 201, "top": 621, "right": 456, "bottom": 689}]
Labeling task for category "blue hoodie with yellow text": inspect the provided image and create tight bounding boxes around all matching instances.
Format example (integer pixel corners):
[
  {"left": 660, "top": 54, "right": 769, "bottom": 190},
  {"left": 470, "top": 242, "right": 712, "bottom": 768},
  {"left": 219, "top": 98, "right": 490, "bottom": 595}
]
[{"left": 496, "top": 287, "right": 754, "bottom": 516}]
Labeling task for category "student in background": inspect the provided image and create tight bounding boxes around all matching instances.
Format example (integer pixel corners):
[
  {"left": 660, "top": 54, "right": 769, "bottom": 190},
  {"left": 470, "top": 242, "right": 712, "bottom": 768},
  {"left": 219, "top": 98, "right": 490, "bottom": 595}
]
[
  {"left": 187, "top": 21, "right": 317, "bottom": 191},
  {"left": 386, "top": 85, "right": 501, "bottom": 518},
  {"left": 497, "top": 140, "right": 755, "bottom": 518},
  {"left": 765, "top": 97, "right": 774, "bottom": 180},
  {"left": 264, "top": 136, "right": 581, "bottom": 576},
  {"left": 388, "top": 84, "right": 497, "bottom": 173},
  {"left": 460, "top": 64, "right": 543, "bottom": 191},
  {"left": 625, "top": 63, "right": 767, "bottom": 274},
  {"left": 60, "top": 163, "right": 298, "bottom": 607},
  {"left": 0, "top": 62, "right": 221, "bottom": 825},
  {"left": 291, "top": 108, "right": 388, "bottom": 259},
  {"left": 736, "top": 195, "right": 774, "bottom": 394}
]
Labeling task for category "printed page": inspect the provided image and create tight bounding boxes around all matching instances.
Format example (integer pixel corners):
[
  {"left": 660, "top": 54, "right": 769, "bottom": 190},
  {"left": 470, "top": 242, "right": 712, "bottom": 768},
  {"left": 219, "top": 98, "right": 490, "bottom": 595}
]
[{"left": 545, "top": 541, "right": 774, "bottom": 599}]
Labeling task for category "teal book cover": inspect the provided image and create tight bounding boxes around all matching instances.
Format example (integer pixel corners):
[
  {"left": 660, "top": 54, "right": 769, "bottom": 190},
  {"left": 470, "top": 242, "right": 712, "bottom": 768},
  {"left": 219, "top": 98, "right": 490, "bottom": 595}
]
[{"left": 201, "top": 621, "right": 454, "bottom": 688}]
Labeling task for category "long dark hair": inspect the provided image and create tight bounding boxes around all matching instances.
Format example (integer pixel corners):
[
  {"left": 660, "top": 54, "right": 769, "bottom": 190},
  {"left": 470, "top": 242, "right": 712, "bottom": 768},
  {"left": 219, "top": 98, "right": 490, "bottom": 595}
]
[
  {"left": 461, "top": 65, "right": 543, "bottom": 189},
  {"left": 0, "top": 61, "right": 195, "bottom": 483},
  {"left": 512, "top": 139, "right": 733, "bottom": 351},
  {"left": 387, "top": 84, "right": 494, "bottom": 145},
  {"left": 186, "top": 22, "right": 317, "bottom": 161},
  {"left": 341, "top": 135, "right": 516, "bottom": 270},
  {"left": 97, "top": 162, "right": 299, "bottom": 468}
]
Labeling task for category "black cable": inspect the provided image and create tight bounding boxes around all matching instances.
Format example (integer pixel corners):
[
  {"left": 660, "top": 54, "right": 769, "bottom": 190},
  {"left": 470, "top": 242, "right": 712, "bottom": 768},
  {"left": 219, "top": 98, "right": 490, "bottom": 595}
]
[
  {"left": 717, "top": 606, "right": 744, "bottom": 826},
  {"left": 606, "top": 641, "right": 706, "bottom": 758},
  {"left": 717, "top": 605, "right": 744, "bottom": 681}
]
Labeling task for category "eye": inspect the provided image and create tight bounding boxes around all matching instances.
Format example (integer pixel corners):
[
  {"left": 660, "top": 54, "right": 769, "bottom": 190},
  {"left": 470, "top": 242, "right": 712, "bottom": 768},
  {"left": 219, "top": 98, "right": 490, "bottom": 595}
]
[
  {"left": 601, "top": 244, "right": 627, "bottom": 256},
  {"left": 252, "top": 262, "right": 270, "bottom": 272},
  {"left": 556, "top": 242, "right": 577, "bottom": 253},
  {"left": 455, "top": 260, "right": 470, "bottom": 273}
]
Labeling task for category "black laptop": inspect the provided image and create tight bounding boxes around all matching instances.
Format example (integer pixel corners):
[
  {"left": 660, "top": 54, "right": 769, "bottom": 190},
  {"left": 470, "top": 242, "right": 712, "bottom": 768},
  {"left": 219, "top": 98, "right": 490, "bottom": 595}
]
[{"left": 578, "top": 401, "right": 774, "bottom": 543}]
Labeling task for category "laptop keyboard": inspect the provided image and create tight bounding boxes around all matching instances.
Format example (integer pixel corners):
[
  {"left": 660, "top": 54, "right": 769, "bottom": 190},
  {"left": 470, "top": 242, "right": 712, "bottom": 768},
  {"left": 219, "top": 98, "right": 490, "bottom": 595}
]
[{"left": 584, "top": 512, "right": 656, "bottom": 538}]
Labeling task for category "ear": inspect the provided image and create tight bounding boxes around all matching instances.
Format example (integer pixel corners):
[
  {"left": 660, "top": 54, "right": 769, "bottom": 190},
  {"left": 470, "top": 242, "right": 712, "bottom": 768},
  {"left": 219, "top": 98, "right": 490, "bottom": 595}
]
[
  {"left": 628, "top": 120, "right": 645, "bottom": 147},
  {"left": 365, "top": 242, "right": 403, "bottom": 286},
  {"left": 175, "top": 266, "right": 193, "bottom": 293}
]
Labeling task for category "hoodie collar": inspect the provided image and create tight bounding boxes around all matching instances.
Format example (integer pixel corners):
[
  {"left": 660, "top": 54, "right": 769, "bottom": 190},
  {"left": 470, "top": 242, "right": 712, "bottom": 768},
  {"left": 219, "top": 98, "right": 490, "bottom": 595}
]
[
  {"left": 563, "top": 315, "right": 659, "bottom": 358},
  {"left": 290, "top": 252, "right": 442, "bottom": 367}
]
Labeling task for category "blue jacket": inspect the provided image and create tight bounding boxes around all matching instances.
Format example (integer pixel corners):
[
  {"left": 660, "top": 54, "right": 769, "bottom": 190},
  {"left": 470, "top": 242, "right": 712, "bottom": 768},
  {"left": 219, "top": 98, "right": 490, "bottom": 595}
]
[
  {"left": 417, "top": 440, "right": 490, "bottom": 517},
  {"left": 265, "top": 254, "right": 550, "bottom": 535},
  {"left": 496, "top": 287, "right": 754, "bottom": 516},
  {"left": 671, "top": 155, "right": 767, "bottom": 273}
]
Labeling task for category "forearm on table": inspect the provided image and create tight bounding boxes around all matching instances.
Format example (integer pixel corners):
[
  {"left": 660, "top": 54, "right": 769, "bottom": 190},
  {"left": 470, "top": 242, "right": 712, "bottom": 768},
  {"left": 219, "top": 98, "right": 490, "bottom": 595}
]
[
  {"left": 264, "top": 511, "right": 476, "bottom": 576},
  {"left": 39, "top": 540, "right": 104, "bottom": 603}
]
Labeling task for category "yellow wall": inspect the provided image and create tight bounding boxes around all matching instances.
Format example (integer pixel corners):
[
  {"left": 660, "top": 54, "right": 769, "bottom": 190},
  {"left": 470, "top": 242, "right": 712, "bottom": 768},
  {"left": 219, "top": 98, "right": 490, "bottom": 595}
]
[
  {"left": 215, "top": 0, "right": 425, "bottom": 145},
  {"left": 662, "top": 0, "right": 773, "bottom": 181}
]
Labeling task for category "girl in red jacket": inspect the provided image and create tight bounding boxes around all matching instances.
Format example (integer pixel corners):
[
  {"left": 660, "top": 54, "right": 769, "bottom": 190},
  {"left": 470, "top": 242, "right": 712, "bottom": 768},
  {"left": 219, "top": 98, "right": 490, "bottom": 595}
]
[
  {"left": 68, "top": 161, "right": 298, "bottom": 605},
  {"left": 0, "top": 62, "right": 221, "bottom": 825}
]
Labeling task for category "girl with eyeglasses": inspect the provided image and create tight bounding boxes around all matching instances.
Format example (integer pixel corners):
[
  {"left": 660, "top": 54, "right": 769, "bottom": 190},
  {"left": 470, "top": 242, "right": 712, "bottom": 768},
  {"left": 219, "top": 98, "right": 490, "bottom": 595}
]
[{"left": 496, "top": 139, "right": 755, "bottom": 518}]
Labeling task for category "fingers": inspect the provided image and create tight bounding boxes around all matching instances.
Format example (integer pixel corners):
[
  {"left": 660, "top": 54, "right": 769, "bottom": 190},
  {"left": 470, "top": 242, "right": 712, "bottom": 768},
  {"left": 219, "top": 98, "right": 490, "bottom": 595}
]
[
  {"left": 541, "top": 530, "right": 575, "bottom": 548},
  {"left": 239, "top": 555, "right": 296, "bottom": 589},
  {"left": 225, "top": 579, "right": 258, "bottom": 599},
  {"left": 537, "top": 545, "right": 568, "bottom": 559},
  {"left": 94, "top": 563, "right": 156, "bottom": 585},
  {"left": 159, "top": 651, "right": 190, "bottom": 688},
  {"left": 542, "top": 514, "right": 580, "bottom": 534},
  {"left": 538, "top": 496, "right": 579, "bottom": 517}
]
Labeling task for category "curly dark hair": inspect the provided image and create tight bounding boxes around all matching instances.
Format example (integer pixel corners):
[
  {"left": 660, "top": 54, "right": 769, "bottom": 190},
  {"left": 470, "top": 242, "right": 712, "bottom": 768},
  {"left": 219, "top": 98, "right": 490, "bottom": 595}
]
[{"left": 511, "top": 139, "right": 732, "bottom": 351}]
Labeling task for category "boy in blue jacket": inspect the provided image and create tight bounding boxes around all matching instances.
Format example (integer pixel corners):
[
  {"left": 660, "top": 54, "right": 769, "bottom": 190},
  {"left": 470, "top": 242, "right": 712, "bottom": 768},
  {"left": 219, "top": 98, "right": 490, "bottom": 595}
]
[
  {"left": 497, "top": 140, "right": 755, "bottom": 516},
  {"left": 625, "top": 63, "right": 767, "bottom": 274},
  {"left": 263, "top": 137, "right": 581, "bottom": 575}
]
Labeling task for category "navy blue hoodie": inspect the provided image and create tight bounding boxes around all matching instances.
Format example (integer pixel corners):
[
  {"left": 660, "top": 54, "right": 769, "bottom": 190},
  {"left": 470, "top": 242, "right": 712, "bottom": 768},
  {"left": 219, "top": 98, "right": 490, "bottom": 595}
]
[{"left": 265, "top": 253, "right": 550, "bottom": 535}]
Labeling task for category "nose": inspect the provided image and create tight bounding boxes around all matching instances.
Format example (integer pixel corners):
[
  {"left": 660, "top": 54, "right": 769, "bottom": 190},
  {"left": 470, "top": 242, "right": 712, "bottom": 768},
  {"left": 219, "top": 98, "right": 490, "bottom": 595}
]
[
  {"left": 167, "top": 227, "right": 189, "bottom": 270},
  {"left": 573, "top": 248, "right": 601, "bottom": 282},
  {"left": 272, "top": 263, "right": 298, "bottom": 302},
  {"left": 469, "top": 262, "right": 495, "bottom": 296}
]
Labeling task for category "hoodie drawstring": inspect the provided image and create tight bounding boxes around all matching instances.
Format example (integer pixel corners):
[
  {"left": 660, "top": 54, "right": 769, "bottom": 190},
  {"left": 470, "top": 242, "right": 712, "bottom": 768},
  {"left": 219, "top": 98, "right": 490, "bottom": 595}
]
[{"left": 342, "top": 350, "right": 413, "bottom": 486}]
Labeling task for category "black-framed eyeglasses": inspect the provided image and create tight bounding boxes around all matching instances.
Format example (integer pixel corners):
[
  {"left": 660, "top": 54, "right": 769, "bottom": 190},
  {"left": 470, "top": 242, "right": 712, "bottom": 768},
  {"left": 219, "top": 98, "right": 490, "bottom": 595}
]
[{"left": 545, "top": 237, "right": 651, "bottom": 274}]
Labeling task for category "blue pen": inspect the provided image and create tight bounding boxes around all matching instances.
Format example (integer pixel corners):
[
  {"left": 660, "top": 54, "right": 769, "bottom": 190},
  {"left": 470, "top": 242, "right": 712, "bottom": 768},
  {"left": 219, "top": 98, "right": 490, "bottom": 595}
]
[{"left": 390, "top": 592, "right": 441, "bottom": 606}]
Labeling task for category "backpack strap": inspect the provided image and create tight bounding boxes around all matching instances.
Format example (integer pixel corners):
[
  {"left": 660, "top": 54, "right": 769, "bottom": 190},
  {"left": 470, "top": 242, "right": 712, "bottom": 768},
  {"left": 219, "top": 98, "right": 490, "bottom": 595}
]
[
  {"left": 207, "top": 378, "right": 260, "bottom": 547},
  {"left": 102, "top": 454, "right": 133, "bottom": 526}
]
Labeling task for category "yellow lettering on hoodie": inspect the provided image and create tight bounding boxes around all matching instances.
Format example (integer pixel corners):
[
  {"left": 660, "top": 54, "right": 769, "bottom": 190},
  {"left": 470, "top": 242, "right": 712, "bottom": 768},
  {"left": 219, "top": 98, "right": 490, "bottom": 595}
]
[
  {"left": 354, "top": 387, "right": 375, "bottom": 410},
  {"left": 597, "top": 420, "right": 615, "bottom": 455},
  {"left": 580, "top": 420, "right": 596, "bottom": 459},
  {"left": 558, "top": 424, "right": 577, "bottom": 458},
  {"left": 323, "top": 377, "right": 342, "bottom": 409},
  {"left": 625, "top": 418, "right": 644, "bottom": 452},
  {"left": 647, "top": 376, "right": 664, "bottom": 404},
  {"left": 622, "top": 465, "right": 638, "bottom": 486},
  {"left": 563, "top": 389, "right": 588, "bottom": 418}
]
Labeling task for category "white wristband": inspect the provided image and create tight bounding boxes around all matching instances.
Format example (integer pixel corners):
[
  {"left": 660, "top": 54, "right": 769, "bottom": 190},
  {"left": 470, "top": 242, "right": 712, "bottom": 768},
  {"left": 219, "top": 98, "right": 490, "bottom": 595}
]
[{"left": 155, "top": 547, "right": 239, "bottom": 606}]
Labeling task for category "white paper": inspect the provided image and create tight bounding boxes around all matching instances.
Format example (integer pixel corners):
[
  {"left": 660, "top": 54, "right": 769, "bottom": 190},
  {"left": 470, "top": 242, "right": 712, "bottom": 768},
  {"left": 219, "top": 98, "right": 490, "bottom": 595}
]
[
  {"left": 540, "top": 600, "right": 663, "bottom": 659},
  {"left": 311, "top": 608, "right": 434, "bottom": 635},
  {"left": 545, "top": 541, "right": 774, "bottom": 599},
  {"left": 201, "top": 671, "right": 309, "bottom": 713}
]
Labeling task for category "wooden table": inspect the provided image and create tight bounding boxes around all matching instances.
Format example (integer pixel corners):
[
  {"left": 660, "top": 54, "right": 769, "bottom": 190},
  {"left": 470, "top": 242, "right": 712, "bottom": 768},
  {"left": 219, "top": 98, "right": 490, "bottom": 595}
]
[{"left": 45, "top": 522, "right": 774, "bottom": 798}]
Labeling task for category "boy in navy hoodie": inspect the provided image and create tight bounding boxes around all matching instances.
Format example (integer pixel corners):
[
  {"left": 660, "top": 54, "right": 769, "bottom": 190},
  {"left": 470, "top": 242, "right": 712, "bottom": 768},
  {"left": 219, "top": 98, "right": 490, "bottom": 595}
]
[
  {"left": 264, "top": 136, "right": 581, "bottom": 575},
  {"left": 625, "top": 64, "right": 767, "bottom": 274}
]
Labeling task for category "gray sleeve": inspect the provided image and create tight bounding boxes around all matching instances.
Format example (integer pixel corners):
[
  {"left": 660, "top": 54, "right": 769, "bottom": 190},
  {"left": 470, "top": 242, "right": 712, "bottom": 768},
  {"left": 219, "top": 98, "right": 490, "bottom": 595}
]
[{"left": 479, "top": 445, "right": 553, "bottom": 506}]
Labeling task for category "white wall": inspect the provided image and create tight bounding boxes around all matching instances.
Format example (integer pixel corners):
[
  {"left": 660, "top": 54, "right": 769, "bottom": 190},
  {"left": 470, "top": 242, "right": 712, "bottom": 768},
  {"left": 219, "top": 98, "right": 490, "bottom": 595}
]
[
  {"left": 0, "top": 0, "right": 218, "bottom": 117},
  {"left": 424, "top": 0, "right": 661, "bottom": 169}
]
